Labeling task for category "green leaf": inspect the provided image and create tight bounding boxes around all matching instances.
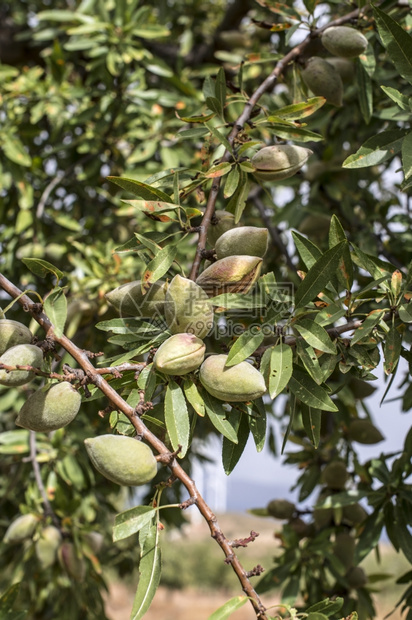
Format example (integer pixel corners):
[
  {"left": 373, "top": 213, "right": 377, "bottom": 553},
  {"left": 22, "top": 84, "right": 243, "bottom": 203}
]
[
  {"left": 226, "top": 330, "right": 264, "bottom": 367},
  {"left": 204, "top": 162, "right": 232, "bottom": 178},
  {"left": 398, "top": 303, "right": 412, "bottom": 323},
  {"left": 113, "top": 506, "right": 156, "bottom": 542},
  {"left": 289, "top": 367, "right": 338, "bottom": 412},
  {"left": 248, "top": 404, "right": 267, "bottom": 452},
  {"left": 107, "top": 176, "right": 171, "bottom": 201},
  {"left": 205, "top": 121, "right": 233, "bottom": 154},
  {"left": 373, "top": 5, "right": 412, "bottom": 85},
  {"left": 207, "top": 596, "right": 247, "bottom": 620},
  {"left": 207, "top": 293, "right": 261, "bottom": 310},
  {"left": 356, "top": 60, "right": 373, "bottom": 125},
  {"left": 342, "top": 129, "right": 406, "bottom": 168},
  {"left": 350, "top": 309, "right": 386, "bottom": 346},
  {"left": 141, "top": 245, "right": 177, "bottom": 288},
  {"left": 224, "top": 165, "right": 240, "bottom": 198},
  {"left": 21, "top": 258, "right": 63, "bottom": 282},
  {"left": 352, "top": 244, "right": 396, "bottom": 278},
  {"left": 165, "top": 381, "right": 190, "bottom": 457},
  {"left": 301, "top": 405, "right": 321, "bottom": 448},
  {"left": 215, "top": 67, "right": 227, "bottom": 113},
  {"left": 384, "top": 323, "right": 402, "bottom": 374},
  {"left": 2, "top": 135, "right": 32, "bottom": 167},
  {"left": 183, "top": 380, "right": 205, "bottom": 416},
  {"left": 315, "top": 490, "right": 369, "bottom": 509},
  {"left": 394, "top": 501, "right": 412, "bottom": 563},
  {"left": 355, "top": 510, "right": 385, "bottom": 563},
  {"left": 222, "top": 413, "right": 250, "bottom": 474},
  {"left": 121, "top": 200, "right": 180, "bottom": 216},
  {"left": 269, "top": 124, "right": 323, "bottom": 142},
  {"left": 306, "top": 598, "right": 344, "bottom": 617},
  {"left": 268, "top": 343, "right": 293, "bottom": 399},
  {"left": 294, "top": 319, "right": 337, "bottom": 354},
  {"left": 328, "top": 215, "right": 353, "bottom": 289},
  {"left": 227, "top": 172, "right": 250, "bottom": 224},
  {"left": 294, "top": 242, "right": 345, "bottom": 308},
  {"left": 271, "top": 97, "right": 326, "bottom": 120},
  {"left": 206, "top": 96, "right": 224, "bottom": 117},
  {"left": 0, "top": 583, "right": 21, "bottom": 613},
  {"left": 381, "top": 86, "right": 411, "bottom": 111},
  {"left": 37, "top": 9, "right": 80, "bottom": 21},
  {"left": 292, "top": 231, "right": 322, "bottom": 270},
  {"left": 130, "top": 523, "right": 161, "bottom": 620},
  {"left": 296, "top": 340, "right": 324, "bottom": 385},
  {"left": 43, "top": 287, "right": 67, "bottom": 338},
  {"left": 402, "top": 131, "right": 412, "bottom": 180},
  {"left": 201, "top": 389, "right": 238, "bottom": 443}
]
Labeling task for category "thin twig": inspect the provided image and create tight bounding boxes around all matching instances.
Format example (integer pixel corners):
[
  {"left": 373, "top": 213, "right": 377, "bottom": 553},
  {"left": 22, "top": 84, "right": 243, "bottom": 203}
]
[{"left": 29, "top": 431, "right": 60, "bottom": 528}]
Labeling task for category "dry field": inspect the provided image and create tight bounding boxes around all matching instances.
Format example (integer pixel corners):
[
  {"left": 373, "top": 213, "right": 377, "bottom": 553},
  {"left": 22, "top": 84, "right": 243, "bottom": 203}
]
[{"left": 104, "top": 513, "right": 408, "bottom": 620}]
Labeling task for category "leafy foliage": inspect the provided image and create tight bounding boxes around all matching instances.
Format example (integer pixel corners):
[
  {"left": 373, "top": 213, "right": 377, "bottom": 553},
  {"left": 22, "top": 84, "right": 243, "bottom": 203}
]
[{"left": 0, "top": 1, "right": 412, "bottom": 619}]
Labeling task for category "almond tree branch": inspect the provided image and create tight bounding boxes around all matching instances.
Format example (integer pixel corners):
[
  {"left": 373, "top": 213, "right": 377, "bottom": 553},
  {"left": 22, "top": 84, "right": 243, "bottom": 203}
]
[
  {"left": 188, "top": 6, "right": 366, "bottom": 281},
  {"left": 0, "top": 272, "right": 267, "bottom": 620}
]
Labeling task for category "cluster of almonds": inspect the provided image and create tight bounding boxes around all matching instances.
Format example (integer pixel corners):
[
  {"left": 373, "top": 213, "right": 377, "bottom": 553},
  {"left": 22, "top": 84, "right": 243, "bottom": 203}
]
[
  {"left": 301, "top": 26, "right": 368, "bottom": 107},
  {"left": 106, "top": 224, "right": 271, "bottom": 402}
]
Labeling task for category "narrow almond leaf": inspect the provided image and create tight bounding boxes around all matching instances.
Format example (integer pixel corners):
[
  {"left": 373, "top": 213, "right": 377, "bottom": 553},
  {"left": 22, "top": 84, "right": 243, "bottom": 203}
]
[
  {"left": 113, "top": 506, "right": 156, "bottom": 542},
  {"left": 380, "top": 86, "right": 410, "bottom": 111},
  {"left": 207, "top": 596, "right": 247, "bottom": 620},
  {"left": 130, "top": 523, "right": 161, "bottom": 620},
  {"left": 107, "top": 176, "right": 171, "bottom": 201},
  {"left": 394, "top": 501, "right": 412, "bottom": 563},
  {"left": 43, "top": 287, "right": 67, "bottom": 338},
  {"left": 350, "top": 309, "right": 386, "bottom": 346},
  {"left": 342, "top": 129, "right": 406, "bottom": 169},
  {"left": 201, "top": 389, "right": 238, "bottom": 443},
  {"left": 164, "top": 381, "right": 189, "bottom": 457},
  {"left": 301, "top": 404, "right": 321, "bottom": 448},
  {"left": 141, "top": 245, "right": 177, "bottom": 290},
  {"left": 268, "top": 343, "right": 293, "bottom": 398},
  {"left": 206, "top": 96, "right": 223, "bottom": 117},
  {"left": 352, "top": 244, "right": 396, "bottom": 279},
  {"left": 294, "top": 319, "right": 337, "bottom": 354},
  {"left": 294, "top": 242, "right": 345, "bottom": 308},
  {"left": 222, "top": 413, "right": 250, "bottom": 474},
  {"left": 183, "top": 380, "right": 205, "bottom": 417},
  {"left": 122, "top": 199, "right": 180, "bottom": 214},
  {"left": 296, "top": 340, "right": 324, "bottom": 385},
  {"left": 328, "top": 216, "right": 353, "bottom": 289},
  {"left": 292, "top": 231, "right": 322, "bottom": 270},
  {"left": 225, "top": 330, "right": 264, "bottom": 367},
  {"left": 215, "top": 67, "right": 227, "bottom": 112},
  {"left": 224, "top": 165, "right": 240, "bottom": 198},
  {"left": 205, "top": 121, "right": 233, "bottom": 153},
  {"left": 383, "top": 324, "right": 402, "bottom": 375},
  {"left": 306, "top": 598, "right": 344, "bottom": 616},
  {"left": 249, "top": 404, "right": 267, "bottom": 452},
  {"left": 289, "top": 367, "right": 338, "bottom": 412},
  {"left": 373, "top": 6, "right": 412, "bottom": 85},
  {"left": 398, "top": 303, "right": 412, "bottom": 323},
  {"left": 402, "top": 131, "right": 412, "bottom": 180},
  {"left": 281, "top": 393, "right": 296, "bottom": 454},
  {"left": 2, "top": 135, "right": 32, "bottom": 167},
  {"left": 269, "top": 125, "right": 323, "bottom": 142},
  {"left": 271, "top": 97, "right": 326, "bottom": 120},
  {"left": 21, "top": 258, "right": 63, "bottom": 282},
  {"left": 315, "top": 489, "right": 369, "bottom": 509},
  {"left": 356, "top": 60, "right": 373, "bottom": 125},
  {"left": 204, "top": 162, "right": 232, "bottom": 178}
]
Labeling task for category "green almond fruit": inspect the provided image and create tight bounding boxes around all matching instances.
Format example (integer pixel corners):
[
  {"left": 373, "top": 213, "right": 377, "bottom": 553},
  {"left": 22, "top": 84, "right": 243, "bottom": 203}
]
[
  {"left": 342, "top": 503, "right": 368, "bottom": 525},
  {"left": 35, "top": 525, "right": 62, "bottom": 569},
  {"left": 0, "top": 344, "right": 43, "bottom": 387},
  {"left": 165, "top": 275, "right": 213, "bottom": 339},
  {"left": 4, "top": 513, "right": 39, "bottom": 544},
  {"left": 346, "top": 565, "right": 368, "bottom": 589},
  {"left": 325, "top": 57, "right": 355, "bottom": 83},
  {"left": 347, "top": 419, "right": 384, "bottom": 444},
  {"left": 267, "top": 499, "right": 296, "bottom": 520},
  {"left": 83, "top": 531, "right": 104, "bottom": 555},
  {"left": 105, "top": 280, "right": 166, "bottom": 318},
  {"left": 58, "top": 542, "right": 85, "bottom": 581},
  {"left": 322, "top": 26, "right": 368, "bottom": 59},
  {"left": 302, "top": 57, "right": 343, "bottom": 107},
  {"left": 84, "top": 434, "right": 158, "bottom": 486},
  {"left": 322, "top": 461, "right": 348, "bottom": 490},
  {"left": 154, "top": 333, "right": 206, "bottom": 376},
  {"left": 207, "top": 210, "right": 238, "bottom": 247},
  {"left": 251, "top": 145, "right": 313, "bottom": 181},
  {"left": 215, "top": 227, "right": 269, "bottom": 260},
  {"left": 199, "top": 354, "right": 267, "bottom": 402},
  {"left": 334, "top": 533, "right": 355, "bottom": 571},
  {"left": 0, "top": 319, "right": 32, "bottom": 356},
  {"left": 16, "top": 382, "right": 81, "bottom": 432},
  {"left": 196, "top": 255, "right": 262, "bottom": 297}
]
